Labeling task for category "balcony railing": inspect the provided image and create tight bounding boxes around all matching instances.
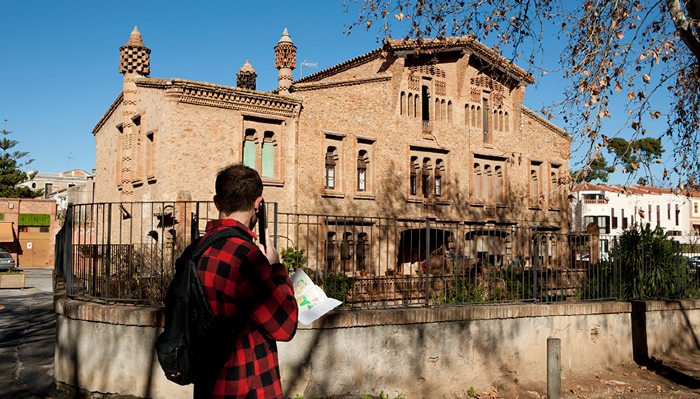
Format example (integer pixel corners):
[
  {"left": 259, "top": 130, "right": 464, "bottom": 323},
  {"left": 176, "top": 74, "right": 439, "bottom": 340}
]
[{"left": 583, "top": 198, "right": 608, "bottom": 204}]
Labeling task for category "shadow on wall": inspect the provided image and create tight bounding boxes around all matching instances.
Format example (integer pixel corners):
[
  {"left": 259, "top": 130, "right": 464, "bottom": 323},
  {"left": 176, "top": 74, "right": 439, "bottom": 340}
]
[{"left": 631, "top": 300, "right": 700, "bottom": 390}]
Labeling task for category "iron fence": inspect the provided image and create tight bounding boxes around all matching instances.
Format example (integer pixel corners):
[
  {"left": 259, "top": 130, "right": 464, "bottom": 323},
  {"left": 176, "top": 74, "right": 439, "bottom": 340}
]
[{"left": 54, "top": 201, "right": 700, "bottom": 307}]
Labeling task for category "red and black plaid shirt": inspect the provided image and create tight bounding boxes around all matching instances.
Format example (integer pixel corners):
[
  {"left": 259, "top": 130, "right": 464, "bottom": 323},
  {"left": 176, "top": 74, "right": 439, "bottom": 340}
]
[{"left": 194, "top": 219, "right": 298, "bottom": 399}]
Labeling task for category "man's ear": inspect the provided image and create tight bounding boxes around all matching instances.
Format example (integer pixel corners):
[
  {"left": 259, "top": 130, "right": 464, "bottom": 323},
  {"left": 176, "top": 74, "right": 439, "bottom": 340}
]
[
  {"left": 213, "top": 195, "right": 221, "bottom": 211},
  {"left": 254, "top": 196, "right": 263, "bottom": 211}
]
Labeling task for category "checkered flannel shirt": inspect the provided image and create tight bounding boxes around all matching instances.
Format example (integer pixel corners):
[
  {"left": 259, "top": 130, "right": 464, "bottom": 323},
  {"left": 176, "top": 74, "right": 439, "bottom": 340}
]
[{"left": 194, "top": 219, "right": 298, "bottom": 399}]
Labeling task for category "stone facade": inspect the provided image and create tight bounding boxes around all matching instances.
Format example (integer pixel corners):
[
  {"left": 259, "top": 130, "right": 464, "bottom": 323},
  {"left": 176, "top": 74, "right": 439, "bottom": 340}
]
[
  {"left": 91, "top": 29, "right": 571, "bottom": 271},
  {"left": 93, "top": 29, "right": 570, "bottom": 229}
]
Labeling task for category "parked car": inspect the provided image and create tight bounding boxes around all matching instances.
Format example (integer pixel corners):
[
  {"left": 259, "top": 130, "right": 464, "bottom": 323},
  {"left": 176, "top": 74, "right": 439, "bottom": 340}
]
[{"left": 0, "top": 252, "right": 16, "bottom": 271}]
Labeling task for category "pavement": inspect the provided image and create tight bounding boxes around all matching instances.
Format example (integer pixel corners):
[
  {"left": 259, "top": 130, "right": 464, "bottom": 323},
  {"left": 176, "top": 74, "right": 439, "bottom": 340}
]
[{"left": 0, "top": 268, "right": 59, "bottom": 399}]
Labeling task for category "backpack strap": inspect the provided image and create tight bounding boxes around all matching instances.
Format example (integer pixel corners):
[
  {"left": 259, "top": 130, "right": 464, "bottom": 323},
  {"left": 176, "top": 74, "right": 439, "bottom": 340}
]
[{"left": 189, "top": 227, "right": 252, "bottom": 261}]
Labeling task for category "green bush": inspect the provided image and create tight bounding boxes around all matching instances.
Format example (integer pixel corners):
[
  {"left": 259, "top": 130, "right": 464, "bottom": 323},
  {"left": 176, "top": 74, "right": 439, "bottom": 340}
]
[
  {"left": 578, "top": 224, "right": 692, "bottom": 300},
  {"left": 323, "top": 273, "right": 354, "bottom": 301},
  {"left": 280, "top": 247, "right": 307, "bottom": 274}
]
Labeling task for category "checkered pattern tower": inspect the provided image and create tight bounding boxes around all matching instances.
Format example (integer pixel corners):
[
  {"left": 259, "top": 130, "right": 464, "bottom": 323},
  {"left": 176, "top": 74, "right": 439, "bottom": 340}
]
[
  {"left": 274, "top": 28, "right": 296, "bottom": 95},
  {"left": 117, "top": 26, "right": 151, "bottom": 195},
  {"left": 119, "top": 26, "right": 151, "bottom": 76}
]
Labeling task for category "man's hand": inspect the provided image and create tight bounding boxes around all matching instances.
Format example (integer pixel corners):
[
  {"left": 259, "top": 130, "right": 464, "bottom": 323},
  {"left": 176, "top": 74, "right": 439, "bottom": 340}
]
[{"left": 258, "top": 229, "right": 280, "bottom": 264}]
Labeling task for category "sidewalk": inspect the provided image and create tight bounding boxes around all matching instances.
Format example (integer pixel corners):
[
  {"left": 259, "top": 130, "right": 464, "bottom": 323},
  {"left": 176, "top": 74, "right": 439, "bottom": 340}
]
[{"left": 0, "top": 268, "right": 59, "bottom": 399}]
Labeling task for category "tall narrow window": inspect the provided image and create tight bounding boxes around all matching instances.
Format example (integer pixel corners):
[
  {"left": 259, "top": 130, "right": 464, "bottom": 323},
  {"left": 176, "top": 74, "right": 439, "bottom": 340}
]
[
  {"left": 504, "top": 112, "right": 510, "bottom": 132},
  {"left": 325, "top": 147, "right": 337, "bottom": 189},
  {"left": 473, "top": 163, "right": 482, "bottom": 202},
  {"left": 550, "top": 170, "right": 559, "bottom": 208},
  {"left": 422, "top": 158, "right": 431, "bottom": 198},
  {"left": 676, "top": 204, "right": 680, "bottom": 226},
  {"left": 435, "top": 159, "right": 444, "bottom": 197},
  {"left": 495, "top": 165, "right": 503, "bottom": 202},
  {"left": 357, "top": 150, "right": 368, "bottom": 192},
  {"left": 414, "top": 95, "right": 419, "bottom": 118},
  {"left": 656, "top": 205, "right": 661, "bottom": 227},
  {"left": 529, "top": 164, "right": 540, "bottom": 208},
  {"left": 612, "top": 208, "right": 618, "bottom": 229},
  {"left": 410, "top": 156, "right": 418, "bottom": 195},
  {"left": 483, "top": 98, "right": 490, "bottom": 143},
  {"left": 408, "top": 93, "right": 413, "bottom": 117},
  {"left": 261, "top": 131, "right": 276, "bottom": 178},
  {"left": 422, "top": 85, "right": 430, "bottom": 121},
  {"left": 476, "top": 106, "right": 482, "bottom": 128},
  {"left": 243, "top": 129, "right": 257, "bottom": 169},
  {"left": 484, "top": 164, "right": 493, "bottom": 202},
  {"left": 400, "top": 92, "right": 406, "bottom": 115},
  {"left": 464, "top": 104, "right": 469, "bottom": 126},
  {"left": 667, "top": 203, "right": 671, "bottom": 220}
]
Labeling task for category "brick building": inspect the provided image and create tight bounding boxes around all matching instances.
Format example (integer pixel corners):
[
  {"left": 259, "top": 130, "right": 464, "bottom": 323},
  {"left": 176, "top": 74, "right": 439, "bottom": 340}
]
[
  {"left": 90, "top": 27, "right": 571, "bottom": 273},
  {"left": 0, "top": 198, "right": 57, "bottom": 268}
]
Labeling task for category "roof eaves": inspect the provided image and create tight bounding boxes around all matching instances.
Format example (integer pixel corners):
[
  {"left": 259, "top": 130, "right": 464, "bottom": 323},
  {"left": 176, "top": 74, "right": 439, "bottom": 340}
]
[
  {"left": 93, "top": 92, "right": 123, "bottom": 135},
  {"left": 522, "top": 107, "right": 571, "bottom": 142},
  {"left": 293, "top": 48, "right": 384, "bottom": 85}
]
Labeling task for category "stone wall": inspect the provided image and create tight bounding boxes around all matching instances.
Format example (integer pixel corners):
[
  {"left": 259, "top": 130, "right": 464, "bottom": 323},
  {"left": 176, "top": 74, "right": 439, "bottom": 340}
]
[{"left": 53, "top": 297, "right": 700, "bottom": 399}]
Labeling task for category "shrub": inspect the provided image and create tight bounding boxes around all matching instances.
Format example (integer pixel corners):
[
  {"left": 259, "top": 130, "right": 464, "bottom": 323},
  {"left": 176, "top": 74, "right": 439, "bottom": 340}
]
[
  {"left": 323, "top": 273, "right": 354, "bottom": 301},
  {"left": 281, "top": 247, "right": 307, "bottom": 274}
]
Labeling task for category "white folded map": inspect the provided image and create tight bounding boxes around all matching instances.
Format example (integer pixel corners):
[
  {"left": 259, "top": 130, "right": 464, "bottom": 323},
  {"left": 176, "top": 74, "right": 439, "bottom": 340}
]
[{"left": 290, "top": 269, "right": 343, "bottom": 325}]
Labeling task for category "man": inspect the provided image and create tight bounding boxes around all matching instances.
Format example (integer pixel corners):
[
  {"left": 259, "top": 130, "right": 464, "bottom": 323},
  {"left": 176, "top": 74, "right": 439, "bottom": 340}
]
[{"left": 194, "top": 163, "right": 298, "bottom": 399}]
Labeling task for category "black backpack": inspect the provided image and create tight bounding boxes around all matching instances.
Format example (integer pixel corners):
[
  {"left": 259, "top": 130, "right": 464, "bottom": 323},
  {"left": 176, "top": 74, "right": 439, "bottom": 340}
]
[{"left": 155, "top": 227, "right": 246, "bottom": 385}]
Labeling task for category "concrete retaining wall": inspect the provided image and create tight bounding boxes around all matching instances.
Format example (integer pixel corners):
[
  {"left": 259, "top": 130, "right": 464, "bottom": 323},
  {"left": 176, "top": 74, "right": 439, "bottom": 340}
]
[{"left": 53, "top": 298, "right": 700, "bottom": 398}]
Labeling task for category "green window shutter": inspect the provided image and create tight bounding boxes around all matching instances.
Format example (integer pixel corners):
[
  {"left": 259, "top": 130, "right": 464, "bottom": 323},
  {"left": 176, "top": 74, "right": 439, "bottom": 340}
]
[
  {"left": 19, "top": 213, "right": 51, "bottom": 227},
  {"left": 0, "top": 213, "right": 4, "bottom": 221},
  {"left": 243, "top": 140, "right": 256, "bottom": 169},
  {"left": 261, "top": 143, "right": 275, "bottom": 178}
]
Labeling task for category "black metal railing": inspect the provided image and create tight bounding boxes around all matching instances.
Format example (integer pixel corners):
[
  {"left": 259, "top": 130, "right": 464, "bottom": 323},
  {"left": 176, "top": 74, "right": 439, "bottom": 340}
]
[{"left": 54, "top": 201, "right": 700, "bottom": 307}]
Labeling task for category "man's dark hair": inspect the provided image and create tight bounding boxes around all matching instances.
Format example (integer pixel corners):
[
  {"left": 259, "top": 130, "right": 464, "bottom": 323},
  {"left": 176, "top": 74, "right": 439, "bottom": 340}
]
[{"left": 215, "top": 164, "right": 263, "bottom": 214}]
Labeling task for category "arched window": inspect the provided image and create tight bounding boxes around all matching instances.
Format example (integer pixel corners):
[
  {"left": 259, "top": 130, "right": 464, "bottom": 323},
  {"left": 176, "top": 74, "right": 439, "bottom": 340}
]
[
  {"left": 493, "top": 110, "right": 499, "bottom": 132},
  {"left": 476, "top": 106, "right": 482, "bottom": 128},
  {"left": 484, "top": 164, "right": 493, "bottom": 201},
  {"left": 357, "top": 150, "right": 368, "bottom": 192},
  {"left": 504, "top": 112, "right": 510, "bottom": 132},
  {"left": 530, "top": 168, "right": 539, "bottom": 207},
  {"left": 410, "top": 156, "right": 418, "bottom": 195},
  {"left": 435, "top": 159, "right": 444, "bottom": 197},
  {"left": 261, "top": 131, "right": 276, "bottom": 178},
  {"left": 473, "top": 163, "right": 482, "bottom": 202},
  {"left": 471, "top": 105, "right": 476, "bottom": 127},
  {"left": 435, "top": 98, "right": 441, "bottom": 121},
  {"left": 465, "top": 104, "right": 470, "bottom": 126},
  {"left": 414, "top": 95, "right": 419, "bottom": 118},
  {"left": 447, "top": 101, "right": 453, "bottom": 123},
  {"left": 495, "top": 165, "right": 503, "bottom": 202},
  {"left": 408, "top": 93, "right": 413, "bottom": 117},
  {"left": 325, "top": 147, "right": 338, "bottom": 189},
  {"left": 422, "top": 158, "right": 432, "bottom": 198},
  {"left": 400, "top": 92, "right": 406, "bottom": 115},
  {"left": 550, "top": 170, "right": 559, "bottom": 208},
  {"left": 441, "top": 99, "right": 447, "bottom": 121},
  {"left": 243, "top": 129, "right": 257, "bottom": 169}
]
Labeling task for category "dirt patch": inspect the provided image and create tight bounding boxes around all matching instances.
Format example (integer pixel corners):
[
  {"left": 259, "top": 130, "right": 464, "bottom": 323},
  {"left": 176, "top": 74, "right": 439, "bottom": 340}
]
[{"left": 465, "top": 352, "right": 700, "bottom": 399}]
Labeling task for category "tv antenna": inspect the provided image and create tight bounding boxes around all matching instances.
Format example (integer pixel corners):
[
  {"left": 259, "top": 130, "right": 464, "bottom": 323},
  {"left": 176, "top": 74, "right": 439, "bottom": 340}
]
[{"left": 299, "top": 60, "right": 318, "bottom": 79}]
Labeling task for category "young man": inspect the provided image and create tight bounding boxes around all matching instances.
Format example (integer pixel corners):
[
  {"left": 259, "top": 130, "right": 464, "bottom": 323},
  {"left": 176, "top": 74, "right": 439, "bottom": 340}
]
[{"left": 194, "top": 164, "right": 298, "bottom": 399}]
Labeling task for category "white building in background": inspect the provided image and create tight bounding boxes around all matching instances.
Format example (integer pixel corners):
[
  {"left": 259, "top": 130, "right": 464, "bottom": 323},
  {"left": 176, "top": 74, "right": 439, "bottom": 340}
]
[
  {"left": 570, "top": 183, "right": 700, "bottom": 245},
  {"left": 18, "top": 169, "right": 92, "bottom": 199}
]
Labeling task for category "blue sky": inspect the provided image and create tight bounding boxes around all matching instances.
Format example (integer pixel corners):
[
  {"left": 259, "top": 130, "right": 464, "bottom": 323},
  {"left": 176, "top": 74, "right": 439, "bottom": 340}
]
[{"left": 0, "top": 0, "right": 673, "bottom": 185}]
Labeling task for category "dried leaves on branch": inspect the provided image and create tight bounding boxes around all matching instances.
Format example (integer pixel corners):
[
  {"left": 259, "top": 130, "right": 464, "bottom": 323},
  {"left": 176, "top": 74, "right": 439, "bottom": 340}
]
[{"left": 345, "top": 0, "right": 700, "bottom": 188}]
